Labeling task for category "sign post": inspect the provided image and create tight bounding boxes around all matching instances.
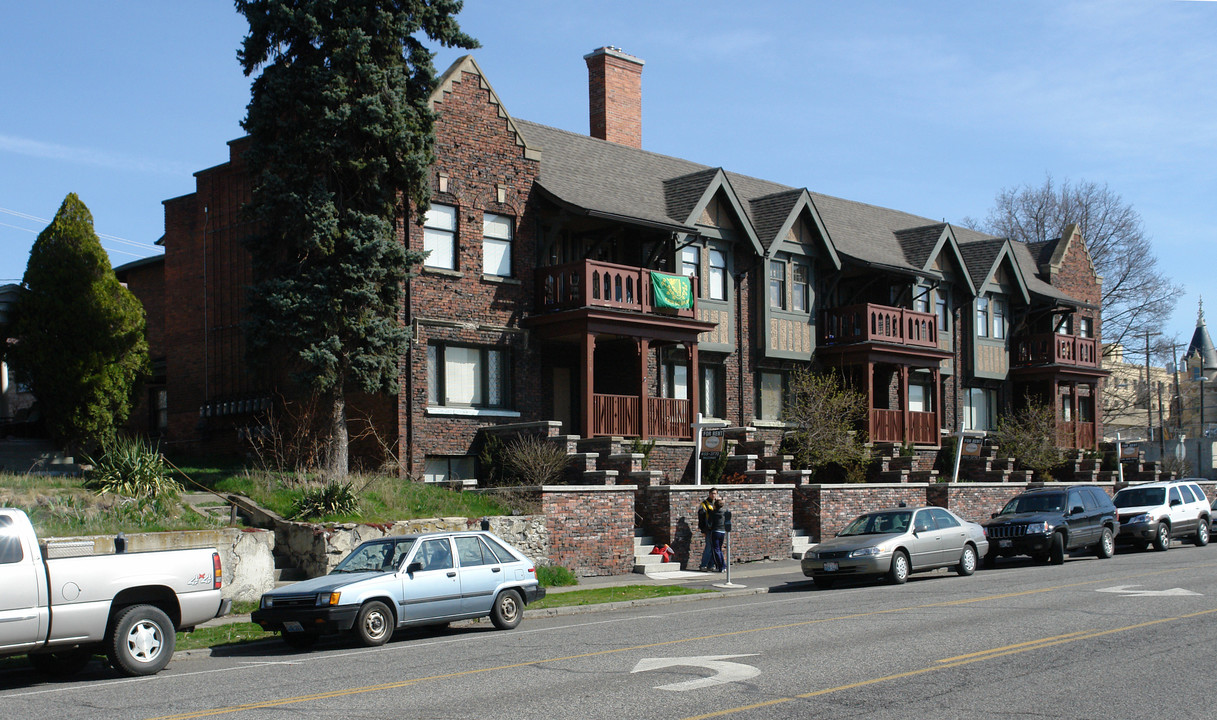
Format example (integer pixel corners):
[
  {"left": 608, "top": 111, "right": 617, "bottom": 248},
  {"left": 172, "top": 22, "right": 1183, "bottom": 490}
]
[{"left": 691, "top": 413, "right": 728, "bottom": 485}]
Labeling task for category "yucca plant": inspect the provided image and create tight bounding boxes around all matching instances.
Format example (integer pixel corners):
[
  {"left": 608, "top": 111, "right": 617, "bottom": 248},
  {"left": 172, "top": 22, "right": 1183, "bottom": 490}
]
[
  {"left": 291, "top": 480, "right": 360, "bottom": 520},
  {"left": 83, "top": 436, "right": 180, "bottom": 502}
]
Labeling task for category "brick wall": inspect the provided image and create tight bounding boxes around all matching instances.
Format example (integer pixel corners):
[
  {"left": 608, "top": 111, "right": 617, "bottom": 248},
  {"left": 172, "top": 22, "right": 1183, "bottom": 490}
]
[
  {"left": 637, "top": 485, "right": 792, "bottom": 568},
  {"left": 543, "top": 486, "right": 636, "bottom": 576},
  {"left": 585, "top": 48, "right": 643, "bottom": 148}
]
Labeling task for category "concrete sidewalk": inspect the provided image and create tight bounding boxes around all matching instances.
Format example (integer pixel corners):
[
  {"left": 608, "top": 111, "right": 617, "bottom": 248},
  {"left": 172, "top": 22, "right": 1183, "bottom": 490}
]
[{"left": 198, "top": 558, "right": 809, "bottom": 629}]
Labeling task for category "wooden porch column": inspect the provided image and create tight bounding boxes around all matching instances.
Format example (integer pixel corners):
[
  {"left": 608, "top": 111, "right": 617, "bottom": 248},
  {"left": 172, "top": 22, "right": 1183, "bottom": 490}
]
[
  {"left": 638, "top": 338, "right": 650, "bottom": 440},
  {"left": 1091, "top": 381, "right": 1102, "bottom": 447},
  {"left": 932, "top": 367, "right": 941, "bottom": 443},
  {"left": 582, "top": 332, "right": 596, "bottom": 439},
  {"left": 687, "top": 341, "right": 700, "bottom": 433},
  {"left": 866, "top": 361, "right": 875, "bottom": 443},
  {"left": 900, "top": 365, "right": 910, "bottom": 445}
]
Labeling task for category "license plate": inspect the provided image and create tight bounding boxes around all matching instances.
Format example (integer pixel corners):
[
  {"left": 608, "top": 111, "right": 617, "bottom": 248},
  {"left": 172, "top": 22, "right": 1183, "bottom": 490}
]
[
  {"left": 822, "top": 561, "right": 838, "bottom": 572},
  {"left": 283, "top": 621, "right": 303, "bottom": 633},
  {"left": 999, "top": 539, "right": 1012, "bottom": 548}
]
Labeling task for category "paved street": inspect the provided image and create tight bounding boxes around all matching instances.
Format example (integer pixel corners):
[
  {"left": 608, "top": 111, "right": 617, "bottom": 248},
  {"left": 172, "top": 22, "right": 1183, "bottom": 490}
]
[{"left": 3, "top": 543, "right": 1216, "bottom": 719}]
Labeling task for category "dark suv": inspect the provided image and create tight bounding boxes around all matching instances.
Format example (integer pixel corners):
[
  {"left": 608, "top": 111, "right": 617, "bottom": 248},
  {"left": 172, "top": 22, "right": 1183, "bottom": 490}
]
[{"left": 982, "top": 486, "right": 1118, "bottom": 566}]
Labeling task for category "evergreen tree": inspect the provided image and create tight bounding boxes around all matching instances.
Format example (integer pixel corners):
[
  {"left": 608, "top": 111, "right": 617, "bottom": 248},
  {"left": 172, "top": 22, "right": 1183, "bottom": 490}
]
[
  {"left": 235, "top": 0, "right": 477, "bottom": 476},
  {"left": 10, "top": 193, "right": 149, "bottom": 450}
]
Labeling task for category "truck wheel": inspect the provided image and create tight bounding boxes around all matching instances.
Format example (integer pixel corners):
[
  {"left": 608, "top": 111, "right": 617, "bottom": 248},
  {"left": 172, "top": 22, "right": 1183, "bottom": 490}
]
[
  {"left": 1095, "top": 527, "right": 1115, "bottom": 559},
  {"left": 1195, "top": 519, "right": 1210, "bottom": 547},
  {"left": 29, "top": 649, "right": 93, "bottom": 677},
  {"left": 107, "top": 604, "right": 175, "bottom": 676},
  {"left": 1049, "top": 533, "right": 1066, "bottom": 565},
  {"left": 490, "top": 589, "right": 523, "bottom": 630},
  {"left": 1152, "top": 522, "right": 1170, "bottom": 551},
  {"left": 354, "top": 601, "right": 394, "bottom": 647}
]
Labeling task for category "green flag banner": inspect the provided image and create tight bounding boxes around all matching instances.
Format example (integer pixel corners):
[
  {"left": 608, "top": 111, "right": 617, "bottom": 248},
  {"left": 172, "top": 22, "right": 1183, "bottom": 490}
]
[{"left": 651, "top": 272, "right": 693, "bottom": 309}]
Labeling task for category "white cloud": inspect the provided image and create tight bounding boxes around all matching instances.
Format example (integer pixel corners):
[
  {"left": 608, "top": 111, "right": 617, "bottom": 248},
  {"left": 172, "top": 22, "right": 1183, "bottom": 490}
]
[{"left": 0, "top": 134, "right": 192, "bottom": 176}]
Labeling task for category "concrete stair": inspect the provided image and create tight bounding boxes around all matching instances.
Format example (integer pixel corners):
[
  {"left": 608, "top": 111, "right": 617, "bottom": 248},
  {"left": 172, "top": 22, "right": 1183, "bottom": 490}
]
[
  {"left": 0, "top": 438, "right": 83, "bottom": 475},
  {"left": 791, "top": 529, "right": 814, "bottom": 559},
  {"left": 632, "top": 530, "right": 681, "bottom": 574},
  {"left": 273, "top": 549, "right": 308, "bottom": 586}
]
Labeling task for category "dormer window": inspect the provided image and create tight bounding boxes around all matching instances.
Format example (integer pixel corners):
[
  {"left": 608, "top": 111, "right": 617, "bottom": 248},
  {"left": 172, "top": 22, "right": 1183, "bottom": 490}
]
[
  {"left": 976, "top": 296, "right": 990, "bottom": 338},
  {"left": 792, "top": 262, "right": 810, "bottom": 313},
  {"left": 769, "top": 258, "right": 787, "bottom": 310},
  {"left": 708, "top": 244, "right": 727, "bottom": 300}
]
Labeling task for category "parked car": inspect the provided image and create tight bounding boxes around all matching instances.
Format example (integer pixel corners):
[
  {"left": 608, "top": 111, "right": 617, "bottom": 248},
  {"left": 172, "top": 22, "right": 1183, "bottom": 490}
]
[
  {"left": 1112, "top": 480, "right": 1210, "bottom": 551},
  {"left": 982, "top": 486, "right": 1117, "bottom": 566},
  {"left": 0, "top": 507, "right": 230, "bottom": 677},
  {"left": 253, "top": 531, "right": 545, "bottom": 648},
  {"left": 800, "top": 505, "right": 988, "bottom": 589}
]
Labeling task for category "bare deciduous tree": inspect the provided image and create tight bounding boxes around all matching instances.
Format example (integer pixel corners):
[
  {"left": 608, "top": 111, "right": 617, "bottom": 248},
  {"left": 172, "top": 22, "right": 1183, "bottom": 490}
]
[
  {"left": 962, "top": 175, "right": 1182, "bottom": 361},
  {"left": 781, "top": 366, "right": 869, "bottom": 475}
]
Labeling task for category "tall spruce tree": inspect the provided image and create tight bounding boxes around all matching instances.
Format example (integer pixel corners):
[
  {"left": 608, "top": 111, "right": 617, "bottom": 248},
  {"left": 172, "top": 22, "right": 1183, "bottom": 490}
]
[
  {"left": 11, "top": 193, "right": 149, "bottom": 450},
  {"left": 235, "top": 0, "right": 477, "bottom": 476}
]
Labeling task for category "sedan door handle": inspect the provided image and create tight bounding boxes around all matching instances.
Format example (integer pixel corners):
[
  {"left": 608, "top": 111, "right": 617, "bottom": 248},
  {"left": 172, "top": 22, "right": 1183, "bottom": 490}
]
[
  {"left": 447, "top": 571, "right": 457, "bottom": 578},
  {"left": 492, "top": 567, "right": 501, "bottom": 573}
]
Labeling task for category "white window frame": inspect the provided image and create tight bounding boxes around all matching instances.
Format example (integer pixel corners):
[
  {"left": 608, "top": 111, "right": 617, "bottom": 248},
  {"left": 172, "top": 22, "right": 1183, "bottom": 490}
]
[
  {"left": 708, "top": 244, "right": 727, "bottom": 301},
  {"left": 769, "top": 259, "right": 787, "bottom": 310},
  {"left": 758, "top": 370, "right": 786, "bottom": 421},
  {"left": 964, "top": 387, "right": 996, "bottom": 431},
  {"left": 792, "top": 261, "right": 810, "bottom": 313},
  {"left": 424, "top": 204, "right": 457, "bottom": 270},
  {"left": 482, "top": 213, "right": 513, "bottom": 277},
  {"left": 991, "top": 295, "right": 1007, "bottom": 340},
  {"left": 427, "top": 343, "right": 508, "bottom": 409},
  {"left": 976, "top": 297, "right": 990, "bottom": 338}
]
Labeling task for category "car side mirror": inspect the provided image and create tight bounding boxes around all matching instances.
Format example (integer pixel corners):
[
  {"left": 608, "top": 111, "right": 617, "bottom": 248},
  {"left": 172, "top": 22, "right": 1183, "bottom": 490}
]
[
  {"left": 1070, "top": 505, "right": 1084, "bottom": 515},
  {"left": 990, "top": 512, "right": 999, "bottom": 519},
  {"left": 406, "top": 561, "right": 423, "bottom": 574},
  {"left": 1170, "top": 499, "right": 1182, "bottom": 507}
]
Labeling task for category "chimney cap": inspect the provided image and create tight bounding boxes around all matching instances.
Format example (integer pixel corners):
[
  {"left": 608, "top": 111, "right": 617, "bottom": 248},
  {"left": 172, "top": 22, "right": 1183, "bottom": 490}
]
[{"left": 583, "top": 46, "right": 645, "bottom": 66}]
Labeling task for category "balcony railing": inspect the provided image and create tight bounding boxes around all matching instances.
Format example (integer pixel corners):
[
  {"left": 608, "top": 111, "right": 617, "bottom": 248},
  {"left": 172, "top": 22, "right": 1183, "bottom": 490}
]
[
  {"left": 1013, "top": 333, "right": 1100, "bottom": 368},
  {"left": 1057, "top": 421, "right": 1096, "bottom": 449},
  {"left": 869, "top": 409, "right": 939, "bottom": 444},
  {"left": 590, "top": 393, "right": 692, "bottom": 440},
  {"left": 821, "top": 303, "right": 938, "bottom": 349},
  {"left": 536, "top": 260, "right": 698, "bottom": 318}
]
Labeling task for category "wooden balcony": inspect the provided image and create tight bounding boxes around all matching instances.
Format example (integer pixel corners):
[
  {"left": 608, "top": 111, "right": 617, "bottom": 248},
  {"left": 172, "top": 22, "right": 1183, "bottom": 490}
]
[
  {"left": 1013, "top": 333, "right": 1100, "bottom": 368},
  {"left": 870, "top": 409, "right": 939, "bottom": 445},
  {"left": 536, "top": 260, "right": 698, "bottom": 319},
  {"left": 821, "top": 303, "right": 938, "bottom": 349},
  {"left": 591, "top": 393, "right": 691, "bottom": 439}
]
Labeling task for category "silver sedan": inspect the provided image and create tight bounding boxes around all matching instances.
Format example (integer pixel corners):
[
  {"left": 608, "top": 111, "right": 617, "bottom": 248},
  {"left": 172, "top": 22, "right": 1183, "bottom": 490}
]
[{"left": 801, "top": 505, "right": 989, "bottom": 589}]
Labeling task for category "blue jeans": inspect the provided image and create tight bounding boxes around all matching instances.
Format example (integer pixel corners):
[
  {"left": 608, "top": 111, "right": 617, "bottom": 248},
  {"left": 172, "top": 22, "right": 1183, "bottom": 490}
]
[
  {"left": 699, "top": 534, "right": 715, "bottom": 569},
  {"left": 711, "top": 531, "right": 726, "bottom": 571}
]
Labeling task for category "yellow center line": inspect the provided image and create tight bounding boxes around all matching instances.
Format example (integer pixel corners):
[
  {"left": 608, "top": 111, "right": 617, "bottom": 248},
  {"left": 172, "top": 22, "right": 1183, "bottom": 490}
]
[
  {"left": 936, "top": 630, "right": 1090, "bottom": 662},
  {"left": 146, "top": 564, "right": 1211, "bottom": 720},
  {"left": 681, "top": 606, "right": 1217, "bottom": 720}
]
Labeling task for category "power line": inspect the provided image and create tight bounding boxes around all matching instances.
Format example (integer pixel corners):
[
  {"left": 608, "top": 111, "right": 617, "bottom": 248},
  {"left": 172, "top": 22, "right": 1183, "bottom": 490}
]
[{"left": 0, "top": 206, "right": 161, "bottom": 250}]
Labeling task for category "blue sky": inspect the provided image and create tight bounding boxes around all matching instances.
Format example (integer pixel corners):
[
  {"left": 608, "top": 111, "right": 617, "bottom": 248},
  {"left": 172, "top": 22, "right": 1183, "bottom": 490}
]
[{"left": 1, "top": 1, "right": 1213, "bottom": 353}]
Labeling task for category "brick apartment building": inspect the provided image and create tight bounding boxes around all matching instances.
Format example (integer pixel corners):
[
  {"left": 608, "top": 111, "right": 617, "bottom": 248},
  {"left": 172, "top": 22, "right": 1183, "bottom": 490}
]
[{"left": 116, "top": 48, "right": 1106, "bottom": 481}]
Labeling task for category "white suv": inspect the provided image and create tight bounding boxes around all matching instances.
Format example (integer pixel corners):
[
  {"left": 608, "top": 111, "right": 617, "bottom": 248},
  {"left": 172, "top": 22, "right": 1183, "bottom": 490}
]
[{"left": 1113, "top": 479, "right": 1211, "bottom": 551}]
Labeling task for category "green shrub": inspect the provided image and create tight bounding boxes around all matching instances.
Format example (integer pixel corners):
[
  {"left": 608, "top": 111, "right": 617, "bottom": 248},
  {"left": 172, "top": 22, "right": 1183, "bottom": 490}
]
[
  {"left": 83, "top": 436, "right": 180, "bottom": 502},
  {"left": 536, "top": 564, "right": 578, "bottom": 588},
  {"left": 629, "top": 437, "right": 656, "bottom": 470},
  {"left": 291, "top": 480, "right": 359, "bottom": 520}
]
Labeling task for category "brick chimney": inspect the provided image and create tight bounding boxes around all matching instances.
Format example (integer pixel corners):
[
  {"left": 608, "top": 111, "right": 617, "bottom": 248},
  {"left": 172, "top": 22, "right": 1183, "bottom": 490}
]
[{"left": 584, "top": 47, "right": 644, "bottom": 148}]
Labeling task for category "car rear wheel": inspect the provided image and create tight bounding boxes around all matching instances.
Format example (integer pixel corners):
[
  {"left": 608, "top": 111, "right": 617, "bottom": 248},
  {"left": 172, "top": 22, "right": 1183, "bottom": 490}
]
[
  {"left": 956, "top": 545, "right": 977, "bottom": 576},
  {"left": 1049, "top": 533, "right": 1066, "bottom": 565},
  {"left": 355, "top": 601, "right": 394, "bottom": 647},
  {"left": 1095, "top": 527, "right": 1115, "bottom": 559},
  {"left": 491, "top": 589, "right": 523, "bottom": 630},
  {"left": 1152, "top": 522, "right": 1171, "bottom": 551},
  {"left": 886, "top": 551, "right": 909, "bottom": 585},
  {"left": 106, "top": 604, "right": 175, "bottom": 676},
  {"left": 1195, "top": 519, "right": 1210, "bottom": 547}
]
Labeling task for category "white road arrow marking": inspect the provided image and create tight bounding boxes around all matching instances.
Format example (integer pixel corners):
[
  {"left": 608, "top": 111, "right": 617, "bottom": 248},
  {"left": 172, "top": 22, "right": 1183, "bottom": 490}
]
[
  {"left": 1097, "top": 584, "right": 1201, "bottom": 597},
  {"left": 631, "top": 654, "right": 760, "bottom": 691}
]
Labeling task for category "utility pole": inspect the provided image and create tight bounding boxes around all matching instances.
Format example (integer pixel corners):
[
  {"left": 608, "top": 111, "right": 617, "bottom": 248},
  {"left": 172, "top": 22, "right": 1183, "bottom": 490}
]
[{"left": 1146, "top": 330, "right": 1153, "bottom": 441}]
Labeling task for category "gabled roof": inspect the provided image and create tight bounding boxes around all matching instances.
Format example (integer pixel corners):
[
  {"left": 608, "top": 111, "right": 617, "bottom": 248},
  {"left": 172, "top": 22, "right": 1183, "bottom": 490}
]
[
  {"left": 955, "top": 237, "right": 1030, "bottom": 304},
  {"left": 748, "top": 189, "right": 842, "bottom": 270},
  {"left": 1008, "top": 240, "right": 1089, "bottom": 307},
  {"left": 663, "top": 168, "right": 720, "bottom": 223}
]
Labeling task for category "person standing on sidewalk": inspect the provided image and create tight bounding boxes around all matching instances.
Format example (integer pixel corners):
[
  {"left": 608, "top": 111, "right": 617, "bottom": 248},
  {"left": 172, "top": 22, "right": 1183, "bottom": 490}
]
[
  {"left": 696, "top": 488, "right": 718, "bottom": 571},
  {"left": 709, "top": 497, "right": 728, "bottom": 572}
]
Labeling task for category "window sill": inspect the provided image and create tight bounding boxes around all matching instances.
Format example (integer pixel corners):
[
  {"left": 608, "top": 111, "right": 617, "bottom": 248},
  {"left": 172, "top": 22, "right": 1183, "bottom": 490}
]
[
  {"left": 422, "top": 267, "right": 464, "bottom": 279},
  {"left": 750, "top": 419, "right": 790, "bottom": 429},
  {"left": 426, "top": 407, "right": 521, "bottom": 418},
  {"left": 482, "top": 274, "right": 522, "bottom": 285}
]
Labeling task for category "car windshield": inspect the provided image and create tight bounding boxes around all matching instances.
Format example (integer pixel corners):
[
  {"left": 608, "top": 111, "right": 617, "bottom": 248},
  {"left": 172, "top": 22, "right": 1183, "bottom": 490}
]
[
  {"left": 1001, "top": 493, "right": 1065, "bottom": 514},
  {"left": 332, "top": 538, "right": 415, "bottom": 574},
  {"left": 839, "top": 511, "right": 912, "bottom": 536},
  {"left": 1113, "top": 487, "right": 1165, "bottom": 508}
]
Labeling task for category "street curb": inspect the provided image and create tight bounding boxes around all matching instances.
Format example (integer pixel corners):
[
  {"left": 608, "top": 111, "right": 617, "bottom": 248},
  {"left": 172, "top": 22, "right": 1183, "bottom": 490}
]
[{"left": 172, "top": 584, "right": 773, "bottom": 660}]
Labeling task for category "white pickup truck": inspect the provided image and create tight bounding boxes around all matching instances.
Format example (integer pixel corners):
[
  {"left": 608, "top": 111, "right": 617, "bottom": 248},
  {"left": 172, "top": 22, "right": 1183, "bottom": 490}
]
[{"left": 0, "top": 507, "right": 231, "bottom": 676}]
